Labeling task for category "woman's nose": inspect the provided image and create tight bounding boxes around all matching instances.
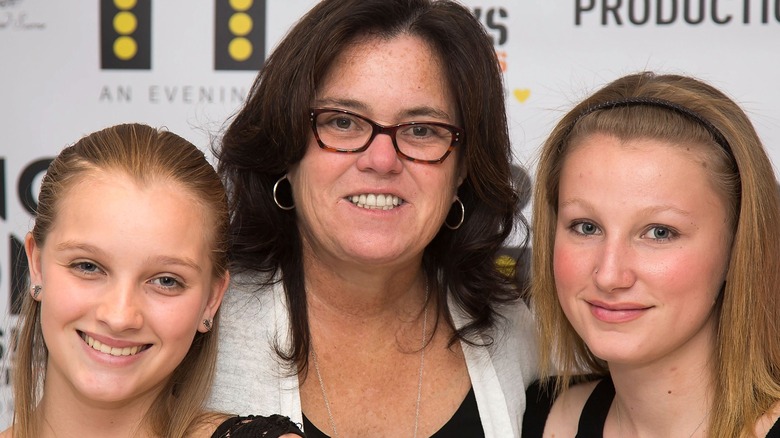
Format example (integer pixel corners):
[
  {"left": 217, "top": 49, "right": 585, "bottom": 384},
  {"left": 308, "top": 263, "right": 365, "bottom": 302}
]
[
  {"left": 356, "top": 133, "right": 403, "bottom": 174},
  {"left": 593, "top": 239, "right": 637, "bottom": 293}
]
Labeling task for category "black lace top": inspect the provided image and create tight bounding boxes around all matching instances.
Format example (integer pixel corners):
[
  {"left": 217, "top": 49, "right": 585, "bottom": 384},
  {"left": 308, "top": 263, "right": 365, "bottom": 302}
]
[{"left": 211, "top": 414, "right": 305, "bottom": 438}]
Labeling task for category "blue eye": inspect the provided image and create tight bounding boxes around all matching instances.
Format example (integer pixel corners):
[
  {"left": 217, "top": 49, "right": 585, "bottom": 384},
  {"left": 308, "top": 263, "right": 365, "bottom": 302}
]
[
  {"left": 571, "top": 221, "right": 600, "bottom": 236},
  {"left": 643, "top": 226, "right": 676, "bottom": 240},
  {"left": 78, "top": 262, "right": 98, "bottom": 272},
  {"left": 71, "top": 261, "right": 103, "bottom": 275},
  {"left": 150, "top": 276, "right": 183, "bottom": 289}
]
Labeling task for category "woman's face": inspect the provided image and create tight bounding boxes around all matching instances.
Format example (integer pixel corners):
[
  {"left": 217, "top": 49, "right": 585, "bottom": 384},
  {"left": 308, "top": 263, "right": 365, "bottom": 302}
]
[
  {"left": 553, "top": 133, "right": 731, "bottom": 368},
  {"left": 288, "top": 34, "right": 465, "bottom": 269},
  {"left": 27, "top": 170, "right": 227, "bottom": 408}
]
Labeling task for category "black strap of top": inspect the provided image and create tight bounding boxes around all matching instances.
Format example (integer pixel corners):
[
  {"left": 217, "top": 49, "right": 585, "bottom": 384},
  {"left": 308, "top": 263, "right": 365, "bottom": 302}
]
[
  {"left": 571, "top": 378, "right": 780, "bottom": 438},
  {"left": 767, "top": 415, "right": 780, "bottom": 438},
  {"left": 576, "top": 377, "right": 615, "bottom": 438}
]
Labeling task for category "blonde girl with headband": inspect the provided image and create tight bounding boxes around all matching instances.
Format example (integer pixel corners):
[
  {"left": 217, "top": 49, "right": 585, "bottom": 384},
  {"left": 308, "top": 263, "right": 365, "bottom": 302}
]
[{"left": 524, "top": 72, "right": 780, "bottom": 437}]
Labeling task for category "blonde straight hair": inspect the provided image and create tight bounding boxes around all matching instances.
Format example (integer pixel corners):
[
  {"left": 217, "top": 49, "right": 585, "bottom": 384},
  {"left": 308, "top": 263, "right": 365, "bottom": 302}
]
[
  {"left": 531, "top": 72, "right": 780, "bottom": 437},
  {"left": 12, "top": 123, "right": 229, "bottom": 437}
]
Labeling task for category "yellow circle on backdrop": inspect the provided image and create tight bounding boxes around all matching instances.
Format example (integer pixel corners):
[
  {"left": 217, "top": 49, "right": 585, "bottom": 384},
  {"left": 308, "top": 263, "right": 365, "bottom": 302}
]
[
  {"left": 229, "top": 0, "right": 253, "bottom": 11},
  {"left": 113, "top": 11, "right": 137, "bottom": 35},
  {"left": 114, "top": 0, "right": 137, "bottom": 10},
  {"left": 228, "top": 37, "right": 252, "bottom": 61},
  {"left": 114, "top": 36, "right": 138, "bottom": 60},
  {"left": 228, "top": 12, "right": 252, "bottom": 36}
]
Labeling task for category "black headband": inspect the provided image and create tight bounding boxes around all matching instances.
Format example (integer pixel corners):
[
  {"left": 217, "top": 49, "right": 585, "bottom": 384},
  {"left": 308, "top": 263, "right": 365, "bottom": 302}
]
[{"left": 563, "top": 97, "right": 734, "bottom": 163}]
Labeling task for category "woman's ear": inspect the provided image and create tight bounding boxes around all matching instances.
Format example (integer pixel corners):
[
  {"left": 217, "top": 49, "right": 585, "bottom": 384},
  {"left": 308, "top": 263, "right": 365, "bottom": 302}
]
[
  {"left": 454, "top": 158, "right": 468, "bottom": 196},
  {"left": 25, "top": 233, "right": 43, "bottom": 288}
]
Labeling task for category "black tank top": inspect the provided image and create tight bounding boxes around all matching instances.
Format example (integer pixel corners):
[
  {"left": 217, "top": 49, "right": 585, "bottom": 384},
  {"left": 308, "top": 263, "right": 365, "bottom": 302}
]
[{"left": 302, "top": 387, "right": 484, "bottom": 437}]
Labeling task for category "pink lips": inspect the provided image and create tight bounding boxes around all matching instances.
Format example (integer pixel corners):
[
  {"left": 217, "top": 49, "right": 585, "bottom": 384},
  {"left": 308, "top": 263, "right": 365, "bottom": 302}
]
[
  {"left": 78, "top": 330, "right": 151, "bottom": 366},
  {"left": 587, "top": 300, "right": 651, "bottom": 323}
]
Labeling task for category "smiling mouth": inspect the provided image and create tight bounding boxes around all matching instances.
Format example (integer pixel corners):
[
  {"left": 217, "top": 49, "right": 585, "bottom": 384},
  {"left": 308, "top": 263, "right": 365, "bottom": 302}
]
[
  {"left": 79, "top": 332, "right": 151, "bottom": 357},
  {"left": 587, "top": 301, "right": 652, "bottom": 323},
  {"left": 348, "top": 193, "right": 404, "bottom": 210}
]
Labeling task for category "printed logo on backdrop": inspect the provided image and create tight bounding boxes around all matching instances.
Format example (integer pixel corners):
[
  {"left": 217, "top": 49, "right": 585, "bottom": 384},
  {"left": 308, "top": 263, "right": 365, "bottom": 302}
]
[
  {"left": 0, "top": 155, "right": 51, "bottom": 412},
  {"left": 97, "top": 1, "right": 261, "bottom": 104},
  {"left": 215, "top": 0, "right": 266, "bottom": 70},
  {"left": 575, "top": 0, "right": 780, "bottom": 25},
  {"left": 0, "top": 0, "right": 46, "bottom": 31},
  {"left": 100, "top": 0, "right": 151, "bottom": 69},
  {"left": 0, "top": 158, "right": 49, "bottom": 317},
  {"left": 473, "top": 6, "right": 531, "bottom": 104},
  {"left": 472, "top": 5, "right": 532, "bottom": 275}
]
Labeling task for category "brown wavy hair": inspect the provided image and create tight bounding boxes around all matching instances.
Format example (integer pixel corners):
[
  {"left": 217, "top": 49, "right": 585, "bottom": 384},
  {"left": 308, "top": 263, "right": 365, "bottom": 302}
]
[{"left": 216, "top": 0, "right": 525, "bottom": 373}]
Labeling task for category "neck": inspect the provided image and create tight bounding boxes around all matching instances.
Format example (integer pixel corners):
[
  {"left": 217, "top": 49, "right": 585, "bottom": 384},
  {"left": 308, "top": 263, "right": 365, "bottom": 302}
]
[
  {"left": 303, "top": 248, "right": 428, "bottom": 318},
  {"left": 302, "top": 249, "right": 431, "bottom": 354},
  {"left": 36, "top": 374, "right": 158, "bottom": 438},
  {"left": 608, "top": 318, "right": 716, "bottom": 437}
]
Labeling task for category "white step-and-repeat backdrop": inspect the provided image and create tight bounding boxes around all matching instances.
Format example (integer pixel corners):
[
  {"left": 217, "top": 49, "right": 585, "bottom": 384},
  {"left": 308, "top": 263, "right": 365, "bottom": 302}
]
[{"left": 1, "top": 0, "right": 778, "bottom": 424}]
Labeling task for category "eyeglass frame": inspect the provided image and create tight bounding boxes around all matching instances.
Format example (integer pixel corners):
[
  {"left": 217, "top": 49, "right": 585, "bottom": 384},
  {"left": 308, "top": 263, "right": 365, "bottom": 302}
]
[{"left": 309, "top": 107, "right": 464, "bottom": 164}]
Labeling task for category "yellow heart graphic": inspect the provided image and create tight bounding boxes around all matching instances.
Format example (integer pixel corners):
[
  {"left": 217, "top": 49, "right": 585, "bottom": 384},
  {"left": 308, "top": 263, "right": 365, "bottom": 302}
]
[{"left": 513, "top": 89, "right": 531, "bottom": 103}]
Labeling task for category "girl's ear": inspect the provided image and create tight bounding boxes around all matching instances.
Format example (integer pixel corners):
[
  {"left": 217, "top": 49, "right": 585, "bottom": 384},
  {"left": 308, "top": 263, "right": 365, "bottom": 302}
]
[
  {"left": 198, "top": 271, "right": 230, "bottom": 333},
  {"left": 25, "top": 233, "right": 43, "bottom": 289}
]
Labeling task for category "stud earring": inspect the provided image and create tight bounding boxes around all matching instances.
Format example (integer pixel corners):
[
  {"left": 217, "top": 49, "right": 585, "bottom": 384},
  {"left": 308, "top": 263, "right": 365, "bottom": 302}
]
[
  {"left": 203, "top": 319, "right": 212, "bottom": 332},
  {"left": 31, "top": 284, "right": 42, "bottom": 300}
]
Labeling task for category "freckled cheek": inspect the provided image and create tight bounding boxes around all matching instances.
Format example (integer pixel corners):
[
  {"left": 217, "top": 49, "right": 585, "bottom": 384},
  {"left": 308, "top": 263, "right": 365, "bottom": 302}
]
[
  {"left": 648, "top": 254, "right": 721, "bottom": 300},
  {"left": 552, "top": 243, "right": 590, "bottom": 297}
]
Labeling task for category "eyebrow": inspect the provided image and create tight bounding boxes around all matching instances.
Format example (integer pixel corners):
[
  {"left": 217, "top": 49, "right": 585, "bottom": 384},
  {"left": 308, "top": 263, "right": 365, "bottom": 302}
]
[
  {"left": 313, "top": 98, "right": 453, "bottom": 121},
  {"left": 55, "top": 241, "right": 202, "bottom": 273},
  {"left": 56, "top": 241, "right": 108, "bottom": 256},
  {"left": 559, "top": 198, "right": 693, "bottom": 217},
  {"left": 149, "top": 256, "right": 203, "bottom": 273}
]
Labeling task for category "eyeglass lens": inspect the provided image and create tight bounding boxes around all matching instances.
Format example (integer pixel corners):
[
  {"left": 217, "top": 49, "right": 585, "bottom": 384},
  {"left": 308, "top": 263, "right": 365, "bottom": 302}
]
[{"left": 313, "top": 110, "right": 457, "bottom": 162}]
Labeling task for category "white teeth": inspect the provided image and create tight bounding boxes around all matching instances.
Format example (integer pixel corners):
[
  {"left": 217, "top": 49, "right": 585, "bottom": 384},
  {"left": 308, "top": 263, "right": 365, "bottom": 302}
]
[
  {"left": 81, "top": 333, "right": 143, "bottom": 357},
  {"left": 349, "top": 193, "right": 402, "bottom": 210}
]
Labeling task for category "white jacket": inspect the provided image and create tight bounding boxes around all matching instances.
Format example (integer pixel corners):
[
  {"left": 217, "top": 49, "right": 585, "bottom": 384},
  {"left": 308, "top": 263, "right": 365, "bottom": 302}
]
[{"left": 207, "top": 276, "right": 538, "bottom": 437}]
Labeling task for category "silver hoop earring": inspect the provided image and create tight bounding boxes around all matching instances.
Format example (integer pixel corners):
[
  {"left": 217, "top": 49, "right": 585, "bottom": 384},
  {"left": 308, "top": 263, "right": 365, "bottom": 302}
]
[
  {"left": 444, "top": 197, "right": 465, "bottom": 230},
  {"left": 31, "top": 284, "right": 42, "bottom": 300},
  {"left": 273, "top": 175, "right": 295, "bottom": 211},
  {"left": 203, "top": 319, "right": 212, "bottom": 332}
]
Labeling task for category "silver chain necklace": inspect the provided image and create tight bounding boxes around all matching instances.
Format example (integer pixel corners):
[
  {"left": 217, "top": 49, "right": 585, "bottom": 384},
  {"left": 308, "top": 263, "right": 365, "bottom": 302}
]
[{"left": 311, "top": 280, "right": 430, "bottom": 438}]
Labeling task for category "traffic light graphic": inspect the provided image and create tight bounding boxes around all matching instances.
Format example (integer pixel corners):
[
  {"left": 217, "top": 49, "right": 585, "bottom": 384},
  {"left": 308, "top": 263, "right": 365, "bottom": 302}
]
[
  {"left": 100, "top": 0, "right": 152, "bottom": 70},
  {"left": 215, "top": 0, "right": 266, "bottom": 70}
]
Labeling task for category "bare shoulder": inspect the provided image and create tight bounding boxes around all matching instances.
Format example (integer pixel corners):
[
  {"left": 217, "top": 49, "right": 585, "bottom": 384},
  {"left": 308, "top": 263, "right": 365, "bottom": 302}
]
[
  {"left": 754, "top": 400, "right": 780, "bottom": 437},
  {"left": 542, "top": 380, "right": 600, "bottom": 438},
  {"left": 0, "top": 427, "right": 12, "bottom": 438}
]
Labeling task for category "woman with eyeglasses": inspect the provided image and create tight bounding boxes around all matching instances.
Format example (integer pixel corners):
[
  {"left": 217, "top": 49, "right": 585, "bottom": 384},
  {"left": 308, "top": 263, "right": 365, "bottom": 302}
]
[{"left": 207, "top": 0, "right": 537, "bottom": 437}]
